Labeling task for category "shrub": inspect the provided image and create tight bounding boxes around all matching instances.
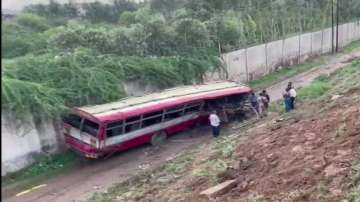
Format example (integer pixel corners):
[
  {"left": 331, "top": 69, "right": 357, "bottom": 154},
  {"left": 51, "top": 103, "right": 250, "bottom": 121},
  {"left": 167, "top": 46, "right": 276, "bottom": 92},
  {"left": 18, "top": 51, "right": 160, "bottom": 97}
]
[{"left": 16, "top": 13, "right": 50, "bottom": 32}]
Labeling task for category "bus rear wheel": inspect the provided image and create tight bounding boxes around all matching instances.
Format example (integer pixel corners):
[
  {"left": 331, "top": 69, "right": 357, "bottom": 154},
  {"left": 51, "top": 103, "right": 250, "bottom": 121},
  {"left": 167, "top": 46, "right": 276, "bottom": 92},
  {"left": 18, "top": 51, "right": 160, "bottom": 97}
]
[{"left": 151, "top": 131, "right": 167, "bottom": 146}]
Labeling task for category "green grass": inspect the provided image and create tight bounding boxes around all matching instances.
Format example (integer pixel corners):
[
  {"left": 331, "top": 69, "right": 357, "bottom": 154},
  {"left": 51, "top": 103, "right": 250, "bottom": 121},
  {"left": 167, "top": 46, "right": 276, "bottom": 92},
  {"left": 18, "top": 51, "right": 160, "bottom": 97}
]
[
  {"left": 268, "top": 100, "right": 286, "bottom": 114},
  {"left": 349, "top": 186, "right": 360, "bottom": 202},
  {"left": 349, "top": 163, "right": 360, "bottom": 202},
  {"left": 2, "top": 152, "right": 80, "bottom": 196},
  {"left": 267, "top": 77, "right": 331, "bottom": 114},
  {"left": 268, "top": 58, "right": 360, "bottom": 115},
  {"left": 297, "top": 80, "right": 331, "bottom": 100},
  {"left": 342, "top": 40, "right": 360, "bottom": 54},
  {"left": 249, "top": 60, "right": 322, "bottom": 90}
]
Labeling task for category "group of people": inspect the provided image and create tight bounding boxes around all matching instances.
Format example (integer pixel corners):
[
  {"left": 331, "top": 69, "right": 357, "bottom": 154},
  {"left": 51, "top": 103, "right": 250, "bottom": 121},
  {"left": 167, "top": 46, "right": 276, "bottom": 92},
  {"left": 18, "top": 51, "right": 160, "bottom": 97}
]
[
  {"left": 283, "top": 82, "right": 297, "bottom": 112},
  {"left": 209, "top": 89, "right": 271, "bottom": 138},
  {"left": 250, "top": 90, "right": 270, "bottom": 118},
  {"left": 209, "top": 82, "right": 298, "bottom": 138}
]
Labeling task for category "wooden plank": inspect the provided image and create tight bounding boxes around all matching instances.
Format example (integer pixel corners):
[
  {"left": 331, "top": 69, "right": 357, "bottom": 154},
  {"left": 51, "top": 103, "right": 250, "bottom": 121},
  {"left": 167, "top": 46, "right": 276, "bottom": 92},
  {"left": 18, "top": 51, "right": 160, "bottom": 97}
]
[{"left": 200, "top": 179, "right": 237, "bottom": 197}]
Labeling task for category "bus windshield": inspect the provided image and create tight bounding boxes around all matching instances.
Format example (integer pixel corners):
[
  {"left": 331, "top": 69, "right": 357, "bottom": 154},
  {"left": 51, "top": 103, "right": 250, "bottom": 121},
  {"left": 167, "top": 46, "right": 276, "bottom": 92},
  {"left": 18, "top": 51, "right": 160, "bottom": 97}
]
[{"left": 63, "top": 114, "right": 99, "bottom": 137}]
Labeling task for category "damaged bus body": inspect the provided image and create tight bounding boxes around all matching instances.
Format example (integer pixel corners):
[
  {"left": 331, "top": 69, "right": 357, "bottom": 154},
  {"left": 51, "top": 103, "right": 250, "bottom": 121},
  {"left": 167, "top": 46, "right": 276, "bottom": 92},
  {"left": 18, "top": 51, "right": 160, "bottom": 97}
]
[{"left": 63, "top": 81, "right": 253, "bottom": 158}]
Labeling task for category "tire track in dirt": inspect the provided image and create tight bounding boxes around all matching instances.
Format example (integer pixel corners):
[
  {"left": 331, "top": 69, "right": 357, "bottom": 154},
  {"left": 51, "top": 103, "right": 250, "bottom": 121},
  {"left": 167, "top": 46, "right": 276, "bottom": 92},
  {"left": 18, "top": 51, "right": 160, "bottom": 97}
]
[{"left": 3, "top": 50, "right": 360, "bottom": 202}]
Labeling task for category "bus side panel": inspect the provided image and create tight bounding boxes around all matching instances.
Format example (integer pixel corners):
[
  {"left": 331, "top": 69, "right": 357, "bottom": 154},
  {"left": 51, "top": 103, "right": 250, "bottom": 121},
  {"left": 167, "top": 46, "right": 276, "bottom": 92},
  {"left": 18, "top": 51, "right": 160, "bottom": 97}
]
[
  {"left": 102, "top": 133, "right": 153, "bottom": 155},
  {"left": 197, "top": 114, "right": 210, "bottom": 125},
  {"left": 165, "top": 117, "right": 199, "bottom": 135},
  {"left": 101, "top": 115, "right": 207, "bottom": 156}
]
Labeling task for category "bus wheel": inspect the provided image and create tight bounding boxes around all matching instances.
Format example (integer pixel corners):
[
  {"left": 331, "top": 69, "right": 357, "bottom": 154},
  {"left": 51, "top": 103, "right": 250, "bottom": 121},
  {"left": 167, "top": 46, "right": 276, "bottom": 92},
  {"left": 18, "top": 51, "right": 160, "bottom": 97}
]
[{"left": 151, "top": 131, "right": 167, "bottom": 147}]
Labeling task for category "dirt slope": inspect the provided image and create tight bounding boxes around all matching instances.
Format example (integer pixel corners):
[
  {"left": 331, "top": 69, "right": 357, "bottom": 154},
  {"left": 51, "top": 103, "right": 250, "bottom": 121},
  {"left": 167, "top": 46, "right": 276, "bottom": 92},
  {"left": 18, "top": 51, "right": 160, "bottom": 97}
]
[{"left": 187, "top": 89, "right": 360, "bottom": 201}]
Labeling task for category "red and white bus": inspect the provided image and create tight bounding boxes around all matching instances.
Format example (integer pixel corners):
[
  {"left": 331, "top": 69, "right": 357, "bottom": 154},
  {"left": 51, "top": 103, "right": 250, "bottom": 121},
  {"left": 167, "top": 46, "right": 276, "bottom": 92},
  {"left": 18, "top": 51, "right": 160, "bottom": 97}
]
[{"left": 63, "top": 81, "right": 252, "bottom": 158}]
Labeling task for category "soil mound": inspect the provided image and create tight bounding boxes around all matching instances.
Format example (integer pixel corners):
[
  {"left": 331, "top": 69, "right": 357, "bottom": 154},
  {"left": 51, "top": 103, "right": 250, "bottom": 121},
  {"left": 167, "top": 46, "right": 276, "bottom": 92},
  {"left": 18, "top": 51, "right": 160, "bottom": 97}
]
[{"left": 190, "top": 93, "right": 360, "bottom": 202}]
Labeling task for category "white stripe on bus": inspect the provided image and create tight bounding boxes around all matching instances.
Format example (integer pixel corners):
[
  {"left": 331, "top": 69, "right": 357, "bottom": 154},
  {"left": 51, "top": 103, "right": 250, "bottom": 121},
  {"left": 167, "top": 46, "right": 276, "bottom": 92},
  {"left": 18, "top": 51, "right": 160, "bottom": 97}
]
[
  {"left": 68, "top": 113, "right": 199, "bottom": 149},
  {"left": 105, "top": 113, "right": 199, "bottom": 146}
]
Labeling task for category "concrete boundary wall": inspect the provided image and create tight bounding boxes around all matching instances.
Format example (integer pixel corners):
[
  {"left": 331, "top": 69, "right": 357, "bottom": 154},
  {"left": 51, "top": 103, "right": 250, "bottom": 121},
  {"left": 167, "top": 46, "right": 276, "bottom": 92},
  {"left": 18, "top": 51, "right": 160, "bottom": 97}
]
[
  {"left": 311, "top": 31, "right": 323, "bottom": 56},
  {"left": 246, "top": 44, "right": 267, "bottom": 80},
  {"left": 223, "top": 21, "right": 360, "bottom": 83},
  {"left": 222, "top": 49, "right": 247, "bottom": 82},
  {"left": 1, "top": 111, "right": 63, "bottom": 176},
  {"left": 266, "top": 39, "right": 283, "bottom": 73}
]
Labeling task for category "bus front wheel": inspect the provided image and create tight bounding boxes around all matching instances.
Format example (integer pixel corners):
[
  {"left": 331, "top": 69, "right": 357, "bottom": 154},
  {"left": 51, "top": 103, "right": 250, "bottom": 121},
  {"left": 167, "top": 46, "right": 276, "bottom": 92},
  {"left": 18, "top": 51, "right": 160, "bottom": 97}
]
[{"left": 151, "top": 131, "right": 167, "bottom": 146}]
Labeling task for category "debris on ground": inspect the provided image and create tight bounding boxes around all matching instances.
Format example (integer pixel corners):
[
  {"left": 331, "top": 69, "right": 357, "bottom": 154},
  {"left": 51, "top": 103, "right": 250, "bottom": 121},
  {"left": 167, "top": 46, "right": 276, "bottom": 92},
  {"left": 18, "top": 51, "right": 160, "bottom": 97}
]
[{"left": 200, "top": 179, "right": 238, "bottom": 197}]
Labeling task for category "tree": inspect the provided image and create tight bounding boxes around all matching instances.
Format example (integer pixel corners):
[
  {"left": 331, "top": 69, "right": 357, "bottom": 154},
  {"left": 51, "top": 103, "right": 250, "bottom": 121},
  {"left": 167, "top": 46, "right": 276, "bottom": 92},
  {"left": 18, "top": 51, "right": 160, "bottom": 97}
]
[
  {"left": 150, "top": 0, "right": 183, "bottom": 17},
  {"left": 82, "top": 2, "right": 116, "bottom": 23},
  {"left": 16, "top": 13, "right": 50, "bottom": 32},
  {"left": 174, "top": 18, "right": 212, "bottom": 53}
]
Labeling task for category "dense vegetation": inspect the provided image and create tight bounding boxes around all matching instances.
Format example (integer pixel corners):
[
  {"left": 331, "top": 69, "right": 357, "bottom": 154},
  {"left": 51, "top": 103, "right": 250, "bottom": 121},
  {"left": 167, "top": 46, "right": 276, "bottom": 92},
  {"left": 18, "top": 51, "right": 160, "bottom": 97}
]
[{"left": 2, "top": 0, "right": 360, "bottom": 118}]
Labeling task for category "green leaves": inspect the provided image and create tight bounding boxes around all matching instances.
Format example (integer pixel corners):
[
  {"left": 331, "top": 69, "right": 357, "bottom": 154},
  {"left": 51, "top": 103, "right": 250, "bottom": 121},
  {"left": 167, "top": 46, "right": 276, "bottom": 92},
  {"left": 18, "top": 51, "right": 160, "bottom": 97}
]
[
  {"left": 1, "top": 78, "right": 65, "bottom": 117},
  {"left": 1, "top": 18, "right": 48, "bottom": 58},
  {"left": 16, "top": 13, "right": 50, "bottom": 32},
  {"left": 1, "top": 47, "right": 216, "bottom": 118}
]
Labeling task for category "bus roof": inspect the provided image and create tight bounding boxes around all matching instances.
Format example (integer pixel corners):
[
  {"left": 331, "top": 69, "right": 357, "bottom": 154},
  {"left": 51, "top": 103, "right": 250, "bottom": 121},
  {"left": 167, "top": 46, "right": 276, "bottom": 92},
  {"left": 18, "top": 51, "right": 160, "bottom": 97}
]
[{"left": 75, "top": 81, "right": 252, "bottom": 123}]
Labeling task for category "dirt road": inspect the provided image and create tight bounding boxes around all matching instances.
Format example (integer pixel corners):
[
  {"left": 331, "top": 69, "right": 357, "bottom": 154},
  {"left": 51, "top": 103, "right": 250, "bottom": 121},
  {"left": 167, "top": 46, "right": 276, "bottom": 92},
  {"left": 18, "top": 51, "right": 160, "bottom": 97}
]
[{"left": 3, "top": 49, "right": 360, "bottom": 202}]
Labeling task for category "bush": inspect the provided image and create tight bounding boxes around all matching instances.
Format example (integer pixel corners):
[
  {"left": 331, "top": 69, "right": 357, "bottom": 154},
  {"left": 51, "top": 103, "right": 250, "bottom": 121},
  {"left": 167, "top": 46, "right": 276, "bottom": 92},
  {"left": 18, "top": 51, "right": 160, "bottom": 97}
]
[
  {"left": 2, "top": 49, "right": 126, "bottom": 117},
  {"left": 1, "top": 21, "right": 48, "bottom": 58},
  {"left": 1, "top": 78, "right": 65, "bottom": 117},
  {"left": 119, "top": 11, "right": 137, "bottom": 26},
  {"left": 16, "top": 13, "right": 50, "bottom": 32}
]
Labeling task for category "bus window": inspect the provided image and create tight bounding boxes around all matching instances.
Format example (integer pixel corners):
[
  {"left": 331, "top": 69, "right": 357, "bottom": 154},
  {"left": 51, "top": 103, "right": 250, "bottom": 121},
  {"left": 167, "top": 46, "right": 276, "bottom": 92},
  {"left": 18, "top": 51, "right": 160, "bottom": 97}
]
[
  {"left": 227, "top": 95, "right": 241, "bottom": 104},
  {"left": 142, "top": 110, "right": 163, "bottom": 128},
  {"left": 125, "top": 123, "right": 141, "bottom": 133},
  {"left": 82, "top": 119, "right": 99, "bottom": 137},
  {"left": 216, "top": 97, "right": 227, "bottom": 105},
  {"left": 204, "top": 100, "right": 218, "bottom": 111},
  {"left": 63, "top": 114, "right": 82, "bottom": 128},
  {"left": 106, "top": 120, "right": 124, "bottom": 137},
  {"left": 184, "top": 104, "right": 201, "bottom": 114},
  {"left": 126, "top": 116, "right": 140, "bottom": 124},
  {"left": 125, "top": 116, "right": 141, "bottom": 133},
  {"left": 164, "top": 106, "right": 184, "bottom": 120}
]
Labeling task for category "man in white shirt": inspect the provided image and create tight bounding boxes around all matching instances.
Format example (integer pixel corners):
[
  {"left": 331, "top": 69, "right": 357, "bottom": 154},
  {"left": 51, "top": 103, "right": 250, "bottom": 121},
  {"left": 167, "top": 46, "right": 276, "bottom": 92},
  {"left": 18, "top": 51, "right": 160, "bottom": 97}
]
[
  {"left": 289, "top": 87, "right": 297, "bottom": 110},
  {"left": 209, "top": 110, "right": 221, "bottom": 138}
]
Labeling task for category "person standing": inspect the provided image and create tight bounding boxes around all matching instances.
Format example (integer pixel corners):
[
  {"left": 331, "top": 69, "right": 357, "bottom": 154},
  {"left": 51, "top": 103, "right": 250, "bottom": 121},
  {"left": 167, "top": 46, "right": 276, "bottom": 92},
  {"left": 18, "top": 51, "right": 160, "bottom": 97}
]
[
  {"left": 209, "top": 110, "right": 221, "bottom": 138},
  {"left": 259, "top": 90, "right": 270, "bottom": 109},
  {"left": 283, "top": 91, "right": 292, "bottom": 112},
  {"left": 289, "top": 87, "right": 297, "bottom": 110},
  {"left": 250, "top": 92, "right": 259, "bottom": 112},
  {"left": 257, "top": 95, "right": 266, "bottom": 117}
]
